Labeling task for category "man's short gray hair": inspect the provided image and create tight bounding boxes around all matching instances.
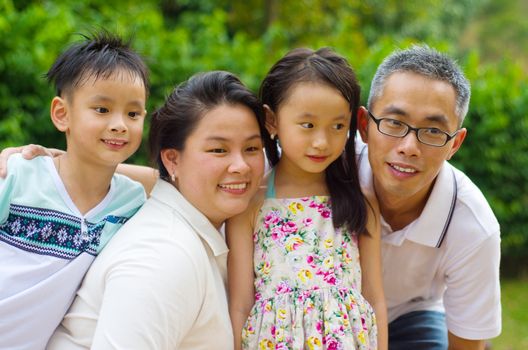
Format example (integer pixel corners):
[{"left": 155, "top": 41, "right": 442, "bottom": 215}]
[{"left": 367, "top": 45, "right": 471, "bottom": 126}]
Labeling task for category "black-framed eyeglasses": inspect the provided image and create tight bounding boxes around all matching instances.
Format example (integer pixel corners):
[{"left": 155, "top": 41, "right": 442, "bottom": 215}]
[{"left": 367, "top": 110, "right": 459, "bottom": 147}]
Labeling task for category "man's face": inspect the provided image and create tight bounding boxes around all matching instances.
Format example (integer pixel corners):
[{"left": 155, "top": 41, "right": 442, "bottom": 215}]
[{"left": 359, "top": 71, "right": 466, "bottom": 209}]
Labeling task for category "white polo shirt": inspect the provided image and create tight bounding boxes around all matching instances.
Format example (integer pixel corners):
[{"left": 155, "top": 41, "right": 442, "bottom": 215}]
[
  {"left": 357, "top": 142, "right": 501, "bottom": 340},
  {"left": 48, "top": 179, "right": 233, "bottom": 349}
]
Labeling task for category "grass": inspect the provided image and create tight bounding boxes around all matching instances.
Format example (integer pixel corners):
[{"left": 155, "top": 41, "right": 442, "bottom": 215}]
[{"left": 490, "top": 278, "right": 528, "bottom": 350}]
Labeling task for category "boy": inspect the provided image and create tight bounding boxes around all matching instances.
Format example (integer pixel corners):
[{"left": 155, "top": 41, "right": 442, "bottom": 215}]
[{"left": 0, "top": 31, "right": 148, "bottom": 349}]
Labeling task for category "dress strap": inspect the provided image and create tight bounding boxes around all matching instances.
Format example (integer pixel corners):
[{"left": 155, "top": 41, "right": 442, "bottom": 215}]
[{"left": 265, "top": 168, "right": 276, "bottom": 199}]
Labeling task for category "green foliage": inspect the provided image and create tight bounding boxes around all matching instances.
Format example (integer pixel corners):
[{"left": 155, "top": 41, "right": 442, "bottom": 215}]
[{"left": 0, "top": 0, "right": 527, "bottom": 260}]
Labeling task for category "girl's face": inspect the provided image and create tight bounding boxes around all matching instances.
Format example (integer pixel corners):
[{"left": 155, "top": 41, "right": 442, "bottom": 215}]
[
  {"left": 269, "top": 82, "right": 351, "bottom": 177},
  {"left": 169, "top": 103, "right": 264, "bottom": 228}
]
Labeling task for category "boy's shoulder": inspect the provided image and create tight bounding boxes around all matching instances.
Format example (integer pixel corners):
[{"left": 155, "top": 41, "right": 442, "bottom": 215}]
[{"left": 109, "top": 172, "right": 147, "bottom": 203}]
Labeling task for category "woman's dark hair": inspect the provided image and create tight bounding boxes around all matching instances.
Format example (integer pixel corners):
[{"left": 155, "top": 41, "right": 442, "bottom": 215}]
[
  {"left": 149, "top": 70, "right": 266, "bottom": 181},
  {"left": 46, "top": 30, "right": 149, "bottom": 98},
  {"left": 260, "top": 47, "right": 367, "bottom": 235}
]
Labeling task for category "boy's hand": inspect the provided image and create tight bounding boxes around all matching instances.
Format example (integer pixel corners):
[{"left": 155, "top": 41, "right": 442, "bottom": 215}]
[{"left": 0, "top": 144, "right": 64, "bottom": 177}]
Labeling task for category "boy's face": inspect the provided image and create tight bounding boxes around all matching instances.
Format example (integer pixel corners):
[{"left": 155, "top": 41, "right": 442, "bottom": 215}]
[
  {"left": 359, "top": 71, "right": 466, "bottom": 210},
  {"left": 53, "top": 70, "right": 146, "bottom": 168}
]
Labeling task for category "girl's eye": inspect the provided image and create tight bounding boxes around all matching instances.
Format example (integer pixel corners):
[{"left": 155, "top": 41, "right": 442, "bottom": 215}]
[
  {"left": 333, "top": 123, "right": 345, "bottom": 130},
  {"left": 300, "top": 122, "right": 314, "bottom": 128},
  {"left": 128, "top": 111, "right": 142, "bottom": 119},
  {"left": 95, "top": 107, "right": 109, "bottom": 114}
]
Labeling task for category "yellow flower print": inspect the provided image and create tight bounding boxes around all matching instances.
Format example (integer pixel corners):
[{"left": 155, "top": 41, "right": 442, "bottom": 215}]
[
  {"left": 323, "top": 255, "right": 334, "bottom": 269},
  {"left": 358, "top": 331, "right": 366, "bottom": 344},
  {"left": 323, "top": 238, "right": 333, "bottom": 249},
  {"left": 259, "top": 261, "right": 272, "bottom": 275},
  {"left": 259, "top": 339, "right": 274, "bottom": 350},
  {"left": 288, "top": 201, "right": 304, "bottom": 214},
  {"left": 265, "top": 301, "right": 272, "bottom": 312},
  {"left": 306, "top": 336, "right": 322, "bottom": 350},
  {"left": 277, "top": 308, "right": 287, "bottom": 320},
  {"left": 285, "top": 235, "right": 303, "bottom": 252},
  {"left": 298, "top": 269, "right": 313, "bottom": 283}
]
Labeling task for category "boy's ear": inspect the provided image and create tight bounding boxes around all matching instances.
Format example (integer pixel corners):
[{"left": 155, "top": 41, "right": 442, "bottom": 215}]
[
  {"left": 50, "top": 96, "right": 69, "bottom": 132},
  {"left": 160, "top": 148, "right": 180, "bottom": 178},
  {"left": 357, "top": 106, "right": 370, "bottom": 143},
  {"left": 263, "top": 104, "right": 278, "bottom": 136}
]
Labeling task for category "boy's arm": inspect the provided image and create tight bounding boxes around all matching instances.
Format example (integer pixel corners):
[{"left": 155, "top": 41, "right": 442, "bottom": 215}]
[
  {"left": 116, "top": 164, "right": 158, "bottom": 196},
  {"left": 359, "top": 191, "right": 388, "bottom": 350},
  {"left": 225, "top": 198, "right": 259, "bottom": 350},
  {"left": 0, "top": 144, "right": 157, "bottom": 195}
]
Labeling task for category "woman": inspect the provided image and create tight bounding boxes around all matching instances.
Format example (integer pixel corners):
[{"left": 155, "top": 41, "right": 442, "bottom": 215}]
[{"left": 46, "top": 71, "right": 266, "bottom": 349}]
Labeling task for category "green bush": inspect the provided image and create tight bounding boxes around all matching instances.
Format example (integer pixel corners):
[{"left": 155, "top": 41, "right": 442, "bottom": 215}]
[{"left": 1, "top": 0, "right": 526, "bottom": 264}]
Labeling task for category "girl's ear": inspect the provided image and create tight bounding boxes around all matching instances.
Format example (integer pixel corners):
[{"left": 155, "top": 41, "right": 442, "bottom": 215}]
[
  {"left": 160, "top": 148, "right": 180, "bottom": 180},
  {"left": 50, "top": 97, "right": 69, "bottom": 132},
  {"left": 263, "top": 104, "right": 278, "bottom": 137}
]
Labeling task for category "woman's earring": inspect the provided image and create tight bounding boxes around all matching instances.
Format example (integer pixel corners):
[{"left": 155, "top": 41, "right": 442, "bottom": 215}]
[
  {"left": 171, "top": 173, "right": 176, "bottom": 182},
  {"left": 270, "top": 133, "right": 276, "bottom": 140}
]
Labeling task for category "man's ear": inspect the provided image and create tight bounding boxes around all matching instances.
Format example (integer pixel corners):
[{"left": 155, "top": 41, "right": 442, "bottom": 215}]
[
  {"left": 50, "top": 97, "right": 69, "bottom": 132},
  {"left": 357, "top": 106, "right": 370, "bottom": 143},
  {"left": 263, "top": 104, "right": 278, "bottom": 137},
  {"left": 160, "top": 148, "right": 180, "bottom": 178},
  {"left": 446, "top": 127, "right": 467, "bottom": 160}
]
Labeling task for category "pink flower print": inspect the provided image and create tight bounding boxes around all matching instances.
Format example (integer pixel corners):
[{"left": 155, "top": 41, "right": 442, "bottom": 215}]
[
  {"left": 302, "top": 217, "right": 313, "bottom": 227},
  {"left": 320, "top": 208, "right": 331, "bottom": 218},
  {"left": 276, "top": 343, "right": 288, "bottom": 350},
  {"left": 324, "top": 335, "right": 340, "bottom": 350},
  {"left": 264, "top": 211, "right": 280, "bottom": 228},
  {"left": 271, "top": 325, "right": 276, "bottom": 336},
  {"left": 255, "top": 292, "right": 262, "bottom": 301},
  {"left": 323, "top": 271, "right": 337, "bottom": 285},
  {"left": 276, "top": 281, "right": 292, "bottom": 294},
  {"left": 280, "top": 221, "right": 298, "bottom": 234},
  {"left": 316, "top": 320, "right": 323, "bottom": 334},
  {"left": 285, "top": 235, "right": 303, "bottom": 252},
  {"left": 308, "top": 200, "right": 318, "bottom": 208},
  {"left": 271, "top": 227, "right": 284, "bottom": 242},
  {"left": 306, "top": 255, "right": 317, "bottom": 268}
]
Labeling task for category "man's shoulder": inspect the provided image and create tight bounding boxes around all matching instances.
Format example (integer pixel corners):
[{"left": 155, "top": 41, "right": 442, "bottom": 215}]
[{"left": 446, "top": 162, "right": 500, "bottom": 240}]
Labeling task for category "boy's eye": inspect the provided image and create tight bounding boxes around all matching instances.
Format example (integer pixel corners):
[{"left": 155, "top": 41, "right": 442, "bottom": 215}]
[
  {"left": 128, "top": 111, "right": 141, "bottom": 119},
  {"left": 300, "top": 122, "right": 314, "bottom": 129},
  {"left": 95, "top": 107, "right": 109, "bottom": 113},
  {"left": 208, "top": 148, "right": 226, "bottom": 154}
]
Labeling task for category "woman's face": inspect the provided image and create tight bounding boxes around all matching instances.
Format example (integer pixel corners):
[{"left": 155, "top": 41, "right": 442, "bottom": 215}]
[{"left": 171, "top": 103, "right": 264, "bottom": 228}]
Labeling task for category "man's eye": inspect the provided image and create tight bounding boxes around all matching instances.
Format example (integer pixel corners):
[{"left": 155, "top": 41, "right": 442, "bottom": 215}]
[
  {"left": 95, "top": 107, "right": 109, "bottom": 113},
  {"left": 423, "top": 128, "right": 443, "bottom": 135}
]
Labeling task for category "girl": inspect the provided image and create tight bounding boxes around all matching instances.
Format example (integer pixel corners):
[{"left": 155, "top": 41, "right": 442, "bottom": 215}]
[{"left": 227, "top": 48, "right": 387, "bottom": 350}]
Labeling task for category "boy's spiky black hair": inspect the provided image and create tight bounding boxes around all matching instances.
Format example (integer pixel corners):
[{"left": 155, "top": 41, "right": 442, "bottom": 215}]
[{"left": 46, "top": 30, "right": 149, "bottom": 97}]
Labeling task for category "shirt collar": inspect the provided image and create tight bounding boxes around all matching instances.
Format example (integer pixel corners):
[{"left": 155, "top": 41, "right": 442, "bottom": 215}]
[
  {"left": 405, "top": 163, "right": 457, "bottom": 247},
  {"left": 150, "top": 179, "right": 229, "bottom": 257}
]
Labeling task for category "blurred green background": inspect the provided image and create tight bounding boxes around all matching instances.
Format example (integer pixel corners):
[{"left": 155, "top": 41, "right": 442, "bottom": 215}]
[{"left": 1, "top": 0, "right": 527, "bottom": 347}]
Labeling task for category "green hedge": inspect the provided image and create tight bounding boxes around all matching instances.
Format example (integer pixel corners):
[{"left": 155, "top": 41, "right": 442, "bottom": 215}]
[{"left": 1, "top": 1, "right": 526, "bottom": 262}]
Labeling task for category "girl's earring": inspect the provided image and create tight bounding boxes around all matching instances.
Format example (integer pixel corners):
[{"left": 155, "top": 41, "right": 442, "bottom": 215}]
[{"left": 171, "top": 173, "right": 176, "bottom": 182}]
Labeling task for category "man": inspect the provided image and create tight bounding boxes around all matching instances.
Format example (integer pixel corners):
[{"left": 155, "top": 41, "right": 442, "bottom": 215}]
[{"left": 356, "top": 45, "right": 501, "bottom": 350}]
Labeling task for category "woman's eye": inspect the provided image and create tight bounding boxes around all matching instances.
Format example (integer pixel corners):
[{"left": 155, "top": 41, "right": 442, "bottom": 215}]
[
  {"left": 246, "top": 146, "right": 260, "bottom": 152},
  {"left": 300, "top": 122, "right": 314, "bottom": 128},
  {"left": 95, "top": 107, "right": 109, "bottom": 114}
]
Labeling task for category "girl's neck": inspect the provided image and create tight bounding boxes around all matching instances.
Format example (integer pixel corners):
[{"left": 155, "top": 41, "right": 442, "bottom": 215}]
[
  {"left": 273, "top": 161, "right": 328, "bottom": 198},
  {"left": 54, "top": 154, "right": 116, "bottom": 215}
]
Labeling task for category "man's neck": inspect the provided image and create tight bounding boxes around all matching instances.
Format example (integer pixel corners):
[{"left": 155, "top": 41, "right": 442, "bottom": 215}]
[{"left": 374, "top": 180, "right": 435, "bottom": 232}]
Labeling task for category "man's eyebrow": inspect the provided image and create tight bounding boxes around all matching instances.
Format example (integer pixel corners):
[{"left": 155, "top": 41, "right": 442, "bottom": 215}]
[{"left": 382, "top": 105, "right": 450, "bottom": 127}]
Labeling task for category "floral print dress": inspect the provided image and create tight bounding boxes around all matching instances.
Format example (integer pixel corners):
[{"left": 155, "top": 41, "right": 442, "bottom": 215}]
[{"left": 241, "top": 175, "right": 377, "bottom": 350}]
